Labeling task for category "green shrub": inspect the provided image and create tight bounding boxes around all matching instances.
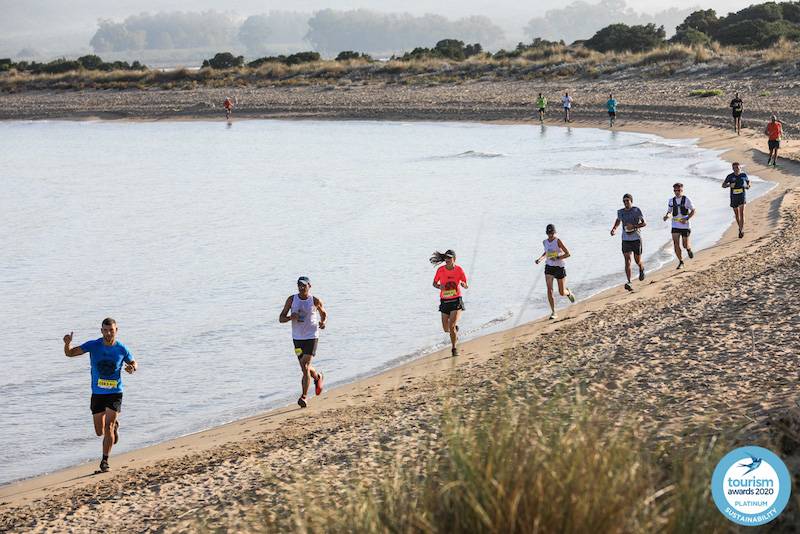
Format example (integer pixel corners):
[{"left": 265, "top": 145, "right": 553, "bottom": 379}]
[
  {"left": 670, "top": 28, "right": 712, "bottom": 47},
  {"left": 585, "top": 23, "right": 667, "bottom": 53},
  {"left": 335, "top": 51, "right": 372, "bottom": 61},
  {"left": 689, "top": 89, "right": 723, "bottom": 97},
  {"left": 201, "top": 52, "right": 244, "bottom": 69}
]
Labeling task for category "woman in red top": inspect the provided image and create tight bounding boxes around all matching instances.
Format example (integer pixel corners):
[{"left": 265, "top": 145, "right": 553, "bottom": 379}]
[{"left": 431, "top": 249, "right": 468, "bottom": 356}]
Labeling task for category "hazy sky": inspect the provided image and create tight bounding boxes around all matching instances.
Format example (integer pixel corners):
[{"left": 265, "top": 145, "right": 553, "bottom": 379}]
[{"left": 0, "top": 0, "right": 765, "bottom": 56}]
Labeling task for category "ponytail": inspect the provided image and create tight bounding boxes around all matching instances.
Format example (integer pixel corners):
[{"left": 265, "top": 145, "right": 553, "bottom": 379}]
[{"left": 429, "top": 249, "right": 456, "bottom": 265}]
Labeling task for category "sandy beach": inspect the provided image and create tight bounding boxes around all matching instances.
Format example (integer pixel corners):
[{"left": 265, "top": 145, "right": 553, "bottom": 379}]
[{"left": 1, "top": 99, "right": 798, "bottom": 530}]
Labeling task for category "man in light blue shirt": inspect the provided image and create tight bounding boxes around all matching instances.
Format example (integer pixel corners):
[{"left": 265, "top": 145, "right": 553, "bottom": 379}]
[
  {"left": 607, "top": 93, "right": 617, "bottom": 127},
  {"left": 64, "top": 317, "right": 137, "bottom": 473}
]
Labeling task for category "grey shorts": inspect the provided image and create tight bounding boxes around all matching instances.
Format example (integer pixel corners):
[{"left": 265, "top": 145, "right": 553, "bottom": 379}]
[{"left": 621, "top": 239, "right": 642, "bottom": 255}]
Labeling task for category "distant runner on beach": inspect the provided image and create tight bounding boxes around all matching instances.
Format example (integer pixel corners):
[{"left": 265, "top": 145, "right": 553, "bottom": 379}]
[
  {"left": 431, "top": 250, "right": 468, "bottom": 356},
  {"left": 722, "top": 161, "right": 750, "bottom": 238},
  {"left": 223, "top": 96, "right": 234, "bottom": 120},
  {"left": 730, "top": 92, "right": 743, "bottom": 135},
  {"left": 765, "top": 115, "right": 783, "bottom": 166},
  {"left": 562, "top": 92, "right": 573, "bottom": 122},
  {"left": 610, "top": 193, "right": 646, "bottom": 291},
  {"left": 279, "top": 276, "right": 326, "bottom": 408},
  {"left": 63, "top": 318, "right": 137, "bottom": 473},
  {"left": 606, "top": 93, "right": 617, "bottom": 128},
  {"left": 662, "top": 182, "right": 695, "bottom": 269},
  {"left": 534, "top": 224, "right": 576, "bottom": 320},
  {"left": 536, "top": 93, "right": 548, "bottom": 122}
]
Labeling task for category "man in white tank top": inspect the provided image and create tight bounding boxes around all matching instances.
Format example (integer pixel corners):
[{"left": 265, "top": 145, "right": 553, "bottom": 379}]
[{"left": 279, "top": 276, "right": 327, "bottom": 408}]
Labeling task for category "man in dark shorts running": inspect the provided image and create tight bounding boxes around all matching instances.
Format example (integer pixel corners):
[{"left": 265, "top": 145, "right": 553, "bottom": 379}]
[
  {"left": 279, "top": 276, "right": 326, "bottom": 408},
  {"left": 610, "top": 193, "right": 646, "bottom": 291},
  {"left": 765, "top": 115, "right": 783, "bottom": 166},
  {"left": 662, "top": 182, "right": 695, "bottom": 269},
  {"left": 730, "top": 92, "right": 743, "bottom": 135},
  {"left": 722, "top": 161, "right": 750, "bottom": 238},
  {"left": 606, "top": 93, "right": 617, "bottom": 128},
  {"left": 63, "top": 317, "right": 137, "bottom": 473}
]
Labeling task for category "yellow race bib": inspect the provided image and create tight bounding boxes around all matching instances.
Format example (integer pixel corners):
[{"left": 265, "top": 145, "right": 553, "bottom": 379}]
[
  {"left": 546, "top": 251, "right": 559, "bottom": 259},
  {"left": 97, "top": 378, "right": 118, "bottom": 389},
  {"left": 733, "top": 188, "right": 744, "bottom": 194},
  {"left": 442, "top": 289, "right": 457, "bottom": 297}
]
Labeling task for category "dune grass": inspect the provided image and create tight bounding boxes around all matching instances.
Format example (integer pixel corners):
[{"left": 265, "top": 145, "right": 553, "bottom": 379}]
[
  {"left": 1, "top": 41, "right": 797, "bottom": 92},
  {"left": 202, "top": 389, "right": 739, "bottom": 533}
]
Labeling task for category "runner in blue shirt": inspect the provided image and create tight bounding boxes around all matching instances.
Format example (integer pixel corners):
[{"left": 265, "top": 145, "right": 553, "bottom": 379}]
[
  {"left": 64, "top": 317, "right": 137, "bottom": 473},
  {"left": 607, "top": 93, "right": 617, "bottom": 127}
]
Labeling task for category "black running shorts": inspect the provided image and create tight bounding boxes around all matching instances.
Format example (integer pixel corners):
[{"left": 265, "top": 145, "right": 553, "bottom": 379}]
[
  {"left": 621, "top": 239, "right": 642, "bottom": 255},
  {"left": 544, "top": 265, "right": 566, "bottom": 279},
  {"left": 91, "top": 393, "right": 123, "bottom": 414},
  {"left": 768, "top": 139, "right": 780, "bottom": 150},
  {"left": 671, "top": 228, "right": 691, "bottom": 237},
  {"left": 732, "top": 110, "right": 742, "bottom": 118},
  {"left": 293, "top": 338, "right": 318, "bottom": 358},
  {"left": 608, "top": 111, "right": 616, "bottom": 117},
  {"left": 730, "top": 194, "right": 746, "bottom": 208},
  {"left": 439, "top": 297, "right": 464, "bottom": 315}
]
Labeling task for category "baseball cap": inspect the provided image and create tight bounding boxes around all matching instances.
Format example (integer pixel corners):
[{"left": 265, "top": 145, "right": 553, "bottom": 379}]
[{"left": 297, "top": 276, "right": 310, "bottom": 286}]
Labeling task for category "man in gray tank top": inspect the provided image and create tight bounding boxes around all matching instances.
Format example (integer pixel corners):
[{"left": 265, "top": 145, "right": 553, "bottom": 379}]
[
  {"left": 610, "top": 193, "right": 646, "bottom": 291},
  {"left": 279, "top": 276, "right": 327, "bottom": 408}
]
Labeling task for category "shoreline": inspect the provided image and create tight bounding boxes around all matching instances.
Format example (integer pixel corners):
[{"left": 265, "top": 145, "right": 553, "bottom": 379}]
[{"left": 1, "top": 118, "right": 797, "bottom": 532}]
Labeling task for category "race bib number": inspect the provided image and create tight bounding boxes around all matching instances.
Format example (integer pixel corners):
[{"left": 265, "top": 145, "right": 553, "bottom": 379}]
[
  {"left": 672, "top": 216, "right": 685, "bottom": 223},
  {"left": 546, "top": 251, "right": 559, "bottom": 259},
  {"left": 97, "top": 378, "right": 118, "bottom": 389},
  {"left": 733, "top": 188, "right": 744, "bottom": 194},
  {"left": 442, "top": 289, "right": 457, "bottom": 297}
]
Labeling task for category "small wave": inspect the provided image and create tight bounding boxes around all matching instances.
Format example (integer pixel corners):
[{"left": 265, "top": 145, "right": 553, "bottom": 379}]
[
  {"left": 542, "top": 163, "right": 638, "bottom": 176},
  {"left": 427, "top": 150, "right": 506, "bottom": 160}
]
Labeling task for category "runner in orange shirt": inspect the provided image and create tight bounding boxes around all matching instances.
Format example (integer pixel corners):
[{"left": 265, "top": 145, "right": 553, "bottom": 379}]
[
  {"left": 431, "top": 249, "right": 468, "bottom": 356},
  {"left": 765, "top": 115, "right": 783, "bottom": 166},
  {"left": 223, "top": 96, "right": 234, "bottom": 120}
]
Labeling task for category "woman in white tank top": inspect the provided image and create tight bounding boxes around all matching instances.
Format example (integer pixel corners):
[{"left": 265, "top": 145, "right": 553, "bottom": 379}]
[{"left": 534, "top": 224, "right": 576, "bottom": 320}]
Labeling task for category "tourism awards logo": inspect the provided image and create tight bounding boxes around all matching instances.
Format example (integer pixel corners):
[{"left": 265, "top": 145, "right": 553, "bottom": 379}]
[{"left": 712, "top": 446, "right": 791, "bottom": 526}]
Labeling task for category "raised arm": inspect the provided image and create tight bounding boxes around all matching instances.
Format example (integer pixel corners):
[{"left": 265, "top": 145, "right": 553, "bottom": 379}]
[
  {"left": 279, "top": 296, "right": 294, "bottom": 323},
  {"left": 313, "top": 296, "right": 327, "bottom": 329},
  {"left": 63, "top": 332, "right": 85, "bottom": 357}
]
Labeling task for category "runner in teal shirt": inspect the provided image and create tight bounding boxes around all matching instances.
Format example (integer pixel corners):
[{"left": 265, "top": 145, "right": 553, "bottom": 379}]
[{"left": 606, "top": 93, "right": 617, "bottom": 127}]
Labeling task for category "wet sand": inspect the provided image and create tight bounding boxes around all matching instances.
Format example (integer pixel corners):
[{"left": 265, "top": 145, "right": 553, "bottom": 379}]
[{"left": 0, "top": 115, "right": 798, "bottom": 532}]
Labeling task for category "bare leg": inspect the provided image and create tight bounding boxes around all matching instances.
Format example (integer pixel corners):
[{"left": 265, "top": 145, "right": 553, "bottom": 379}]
[
  {"left": 102, "top": 409, "right": 118, "bottom": 457},
  {"left": 545, "top": 274, "right": 555, "bottom": 314},
  {"left": 623, "top": 252, "right": 633, "bottom": 283},
  {"left": 672, "top": 233, "right": 683, "bottom": 262},
  {"left": 634, "top": 253, "right": 644, "bottom": 274},
  {"left": 298, "top": 354, "right": 318, "bottom": 400},
  {"left": 732, "top": 207, "right": 741, "bottom": 230},
  {"left": 441, "top": 312, "right": 450, "bottom": 333},
  {"left": 682, "top": 233, "right": 691, "bottom": 253},
  {"left": 93, "top": 412, "right": 105, "bottom": 437},
  {"left": 448, "top": 309, "right": 462, "bottom": 349},
  {"left": 557, "top": 277, "right": 569, "bottom": 297}
]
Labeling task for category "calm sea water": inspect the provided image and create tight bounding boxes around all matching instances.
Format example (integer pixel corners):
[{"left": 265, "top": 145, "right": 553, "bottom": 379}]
[{"left": 0, "top": 120, "right": 770, "bottom": 484}]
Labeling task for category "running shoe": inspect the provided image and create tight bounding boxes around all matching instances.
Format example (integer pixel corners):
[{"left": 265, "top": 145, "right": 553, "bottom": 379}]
[
  {"left": 99, "top": 459, "right": 110, "bottom": 473},
  {"left": 739, "top": 230, "right": 744, "bottom": 238},
  {"left": 639, "top": 269, "right": 645, "bottom": 281},
  {"left": 687, "top": 249, "right": 694, "bottom": 259},
  {"left": 677, "top": 260, "right": 684, "bottom": 269},
  {"left": 567, "top": 291, "right": 576, "bottom": 303},
  {"left": 314, "top": 372, "right": 324, "bottom": 396},
  {"left": 113, "top": 420, "right": 119, "bottom": 445},
  {"left": 548, "top": 313, "right": 558, "bottom": 320},
  {"left": 624, "top": 283, "right": 633, "bottom": 292},
  {"left": 451, "top": 347, "right": 459, "bottom": 356},
  {"left": 297, "top": 397, "right": 307, "bottom": 408}
]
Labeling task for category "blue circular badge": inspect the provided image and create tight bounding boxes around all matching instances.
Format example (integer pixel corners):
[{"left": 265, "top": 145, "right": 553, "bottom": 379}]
[{"left": 711, "top": 446, "right": 791, "bottom": 526}]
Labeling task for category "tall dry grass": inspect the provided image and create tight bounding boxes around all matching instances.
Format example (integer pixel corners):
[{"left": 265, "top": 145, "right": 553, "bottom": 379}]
[{"left": 197, "top": 391, "right": 732, "bottom": 534}]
